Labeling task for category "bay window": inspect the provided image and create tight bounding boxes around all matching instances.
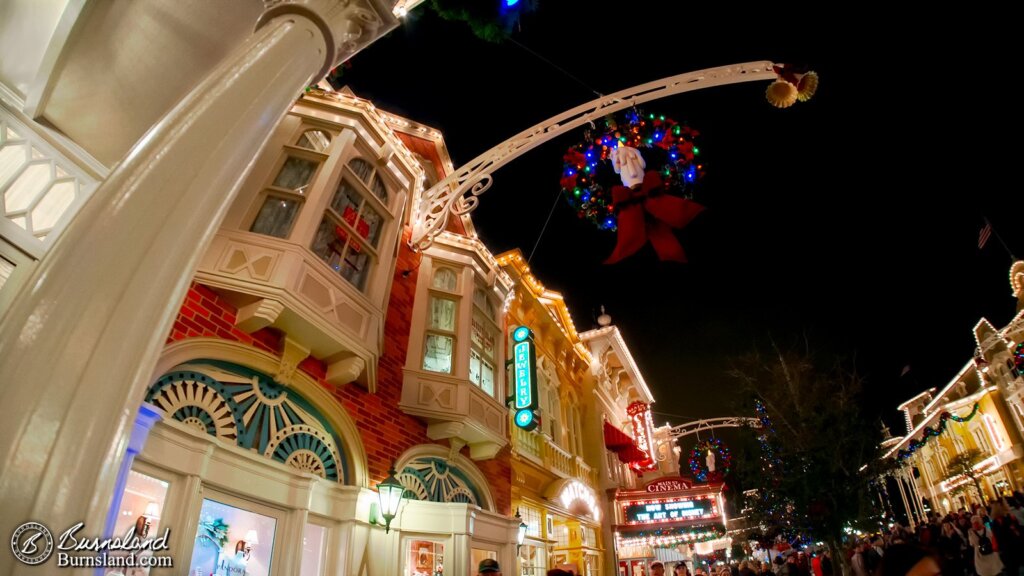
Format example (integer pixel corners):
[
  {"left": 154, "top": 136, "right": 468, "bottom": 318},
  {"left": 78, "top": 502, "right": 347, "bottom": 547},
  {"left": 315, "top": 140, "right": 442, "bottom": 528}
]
[
  {"left": 251, "top": 129, "right": 332, "bottom": 238},
  {"left": 311, "top": 157, "right": 391, "bottom": 290}
]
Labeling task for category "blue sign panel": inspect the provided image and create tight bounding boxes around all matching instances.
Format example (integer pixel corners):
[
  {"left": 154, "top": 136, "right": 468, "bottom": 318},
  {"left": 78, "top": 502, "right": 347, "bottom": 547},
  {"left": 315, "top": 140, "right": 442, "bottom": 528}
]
[
  {"left": 511, "top": 327, "right": 539, "bottom": 431},
  {"left": 514, "top": 341, "right": 533, "bottom": 410}
]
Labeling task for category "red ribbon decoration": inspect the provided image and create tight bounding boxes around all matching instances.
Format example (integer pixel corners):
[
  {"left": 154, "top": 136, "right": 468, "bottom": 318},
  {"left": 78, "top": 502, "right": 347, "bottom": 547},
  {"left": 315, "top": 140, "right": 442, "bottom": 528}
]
[{"left": 604, "top": 171, "right": 704, "bottom": 264}]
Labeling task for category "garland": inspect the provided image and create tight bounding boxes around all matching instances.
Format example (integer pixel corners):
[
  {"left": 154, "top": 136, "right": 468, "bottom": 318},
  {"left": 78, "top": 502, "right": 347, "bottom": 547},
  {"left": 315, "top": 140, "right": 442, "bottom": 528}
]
[
  {"left": 617, "top": 523, "right": 726, "bottom": 548},
  {"left": 895, "top": 403, "right": 980, "bottom": 460},
  {"left": 688, "top": 438, "right": 731, "bottom": 482}
]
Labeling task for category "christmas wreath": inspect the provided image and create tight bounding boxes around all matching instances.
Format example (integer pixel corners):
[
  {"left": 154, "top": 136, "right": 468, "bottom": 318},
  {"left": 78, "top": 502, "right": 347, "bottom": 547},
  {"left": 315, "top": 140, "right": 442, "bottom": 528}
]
[
  {"left": 560, "top": 110, "right": 704, "bottom": 232},
  {"left": 689, "top": 438, "right": 731, "bottom": 482},
  {"left": 559, "top": 110, "right": 706, "bottom": 263}
]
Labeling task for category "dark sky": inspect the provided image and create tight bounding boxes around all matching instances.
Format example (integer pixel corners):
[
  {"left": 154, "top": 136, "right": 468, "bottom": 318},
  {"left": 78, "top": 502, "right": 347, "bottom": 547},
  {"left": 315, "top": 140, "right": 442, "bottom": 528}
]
[{"left": 343, "top": 4, "right": 1020, "bottom": 433}]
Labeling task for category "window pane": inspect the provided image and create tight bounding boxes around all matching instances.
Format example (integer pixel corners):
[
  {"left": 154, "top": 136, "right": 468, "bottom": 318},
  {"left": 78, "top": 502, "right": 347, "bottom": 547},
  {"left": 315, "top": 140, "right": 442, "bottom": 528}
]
[
  {"left": 348, "top": 158, "right": 373, "bottom": 183},
  {"left": 406, "top": 540, "right": 444, "bottom": 576},
  {"left": 471, "top": 315, "right": 484, "bottom": 350},
  {"left": 296, "top": 130, "right": 331, "bottom": 152},
  {"left": 481, "top": 361, "right": 494, "bottom": 396},
  {"left": 370, "top": 175, "right": 387, "bottom": 201},
  {"left": 429, "top": 297, "right": 456, "bottom": 331},
  {"left": 272, "top": 156, "right": 318, "bottom": 193},
  {"left": 300, "top": 524, "right": 326, "bottom": 576},
  {"left": 312, "top": 217, "right": 372, "bottom": 291},
  {"left": 423, "top": 334, "right": 453, "bottom": 373},
  {"left": 432, "top": 268, "right": 457, "bottom": 291},
  {"left": 330, "top": 181, "right": 361, "bottom": 217},
  {"left": 0, "top": 256, "right": 13, "bottom": 292},
  {"left": 469, "top": 350, "right": 481, "bottom": 386},
  {"left": 190, "top": 498, "right": 276, "bottom": 576},
  {"left": 340, "top": 248, "right": 369, "bottom": 290},
  {"left": 251, "top": 197, "right": 300, "bottom": 238},
  {"left": 360, "top": 204, "right": 384, "bottom": 247}
]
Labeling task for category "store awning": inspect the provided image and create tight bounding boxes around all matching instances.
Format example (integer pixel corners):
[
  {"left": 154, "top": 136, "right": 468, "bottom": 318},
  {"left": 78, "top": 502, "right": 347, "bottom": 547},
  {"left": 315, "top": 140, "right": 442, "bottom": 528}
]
[{"left": 604, "top": 421, "right": 635, "bottom": 450}]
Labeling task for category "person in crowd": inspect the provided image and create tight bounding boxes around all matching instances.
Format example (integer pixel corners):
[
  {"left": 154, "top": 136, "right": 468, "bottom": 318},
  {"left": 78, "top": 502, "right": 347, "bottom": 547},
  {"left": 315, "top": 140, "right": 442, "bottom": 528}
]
[
  {"left": 851, "top": 543, "right": 868, "bottom": 576},
  {"left": 739, "top": 560, "right": 757, "bottom": 576},
  {"left": 989, "top": 501, "right": 1021, "bottom": 576},
  {"left": 967, "top": 514, "right": 1003, "bottom": 576},
  {"left": 478, "top": 558, "right": 502, "bottom": 576},
  {"left": 820, "top": 550, "right": 833, "bottom": 576},
  {"left": 650, "top": 561, "right": 665, "bottom": 576},
  {"left": 875, "top": 544, "right": 940, "bottom": 576},
  {"left": 674, "top": 562, "right": 691, "bottom": 576},
  {"left": 935, "top": 521, "right": 965, "bottom": 576}
]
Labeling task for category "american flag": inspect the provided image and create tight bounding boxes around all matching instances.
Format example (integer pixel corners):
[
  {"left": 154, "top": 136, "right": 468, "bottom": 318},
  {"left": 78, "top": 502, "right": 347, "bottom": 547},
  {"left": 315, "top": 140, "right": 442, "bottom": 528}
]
[{"left": 978, "top": 220, "right": 992, "bottom": 250}]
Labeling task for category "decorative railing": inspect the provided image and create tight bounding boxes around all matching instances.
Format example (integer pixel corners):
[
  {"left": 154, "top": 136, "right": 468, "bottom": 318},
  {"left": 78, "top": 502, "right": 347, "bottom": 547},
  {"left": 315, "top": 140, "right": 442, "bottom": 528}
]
[{"left": 512, "top": 425, "right": 597, "bottom": 486}]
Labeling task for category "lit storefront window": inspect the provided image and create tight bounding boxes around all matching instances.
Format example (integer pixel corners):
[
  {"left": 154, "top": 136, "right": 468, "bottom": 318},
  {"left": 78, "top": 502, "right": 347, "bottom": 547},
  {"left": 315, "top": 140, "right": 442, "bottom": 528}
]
[
  {"left": 406, "top": 539, "right": 445, "bottom": 576},
  {"left": 519, "top": 543, "right": 546, "bottom": 576},
  {"left": 189, "top": 498, "right": 277, "bottom": 576},
  {"left": 103, "top": 469, "right": 169, "bottom": 576}
]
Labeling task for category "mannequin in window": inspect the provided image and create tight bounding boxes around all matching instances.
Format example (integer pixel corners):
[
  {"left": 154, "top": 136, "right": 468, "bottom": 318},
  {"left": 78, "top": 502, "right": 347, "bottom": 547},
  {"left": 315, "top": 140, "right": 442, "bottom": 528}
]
[{"left": 217, "top": 541, "right": 249, "bottom": 576}]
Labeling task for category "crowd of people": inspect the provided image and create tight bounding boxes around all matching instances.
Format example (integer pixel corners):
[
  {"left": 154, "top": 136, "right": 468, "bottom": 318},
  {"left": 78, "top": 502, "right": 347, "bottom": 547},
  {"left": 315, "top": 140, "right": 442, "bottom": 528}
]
[
  {"left": 849, "top": 495, "right": 1024, "bottom": 576},
  {"left": 473, "top": 496, "right": 1024, "bottom": 576}
]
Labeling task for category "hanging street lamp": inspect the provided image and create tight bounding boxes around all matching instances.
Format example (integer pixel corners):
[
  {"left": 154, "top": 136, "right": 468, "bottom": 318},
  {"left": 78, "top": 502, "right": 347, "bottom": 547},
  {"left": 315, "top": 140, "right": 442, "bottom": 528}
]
[{"left": 377, "top": 464, "right": 405, "bottom": 534}]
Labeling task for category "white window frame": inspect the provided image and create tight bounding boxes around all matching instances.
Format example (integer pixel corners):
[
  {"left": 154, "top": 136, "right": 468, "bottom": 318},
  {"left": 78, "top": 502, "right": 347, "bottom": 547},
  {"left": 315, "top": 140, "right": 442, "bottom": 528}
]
[
  {"left": 469, "top": 285, "right": 500, "bottom": 398},
  {"left": 248, "top": 128, "right": 334, "bottom": 239},
  {"left": 423, "top": 266, "right": 461, "bottom": 374}
]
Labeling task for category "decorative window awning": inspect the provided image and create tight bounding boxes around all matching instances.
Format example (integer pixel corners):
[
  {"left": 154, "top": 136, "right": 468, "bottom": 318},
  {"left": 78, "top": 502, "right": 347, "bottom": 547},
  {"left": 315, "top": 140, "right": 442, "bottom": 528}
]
[{"left": 604, "top": 421, "right": 649, "bottom": 464}]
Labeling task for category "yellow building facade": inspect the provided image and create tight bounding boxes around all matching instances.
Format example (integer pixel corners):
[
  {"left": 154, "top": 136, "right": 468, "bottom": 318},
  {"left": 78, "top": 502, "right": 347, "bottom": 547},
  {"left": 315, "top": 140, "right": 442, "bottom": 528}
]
[
  {"left": 885, "top": 261, "right": 1024, "bottom": 519},
  {"left": 498, "top": 249, "right": 606, "bottom": 576}
]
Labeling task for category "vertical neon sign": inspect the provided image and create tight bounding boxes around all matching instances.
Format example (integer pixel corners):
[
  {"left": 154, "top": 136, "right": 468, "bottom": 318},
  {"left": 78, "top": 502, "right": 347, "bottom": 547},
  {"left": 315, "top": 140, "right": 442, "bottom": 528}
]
[
  {"left": 512, "top": 326, "right": 539, "bottom": 430},
  {"left": 628, "top": 401, "right": 657, "bottom": 470}
]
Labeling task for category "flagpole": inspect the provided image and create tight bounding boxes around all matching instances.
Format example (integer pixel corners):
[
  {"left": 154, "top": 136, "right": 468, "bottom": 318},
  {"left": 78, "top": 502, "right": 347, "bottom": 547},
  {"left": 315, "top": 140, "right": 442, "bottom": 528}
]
[{"left": 984, "top": 216, "right": 1016, "bottom": 262}]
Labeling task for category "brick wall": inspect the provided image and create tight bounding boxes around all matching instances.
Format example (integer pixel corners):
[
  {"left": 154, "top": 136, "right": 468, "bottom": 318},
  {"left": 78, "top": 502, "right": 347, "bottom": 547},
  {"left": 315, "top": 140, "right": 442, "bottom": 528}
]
[{"left": 165, "top": 229, "right": 511, "bottom": 513}]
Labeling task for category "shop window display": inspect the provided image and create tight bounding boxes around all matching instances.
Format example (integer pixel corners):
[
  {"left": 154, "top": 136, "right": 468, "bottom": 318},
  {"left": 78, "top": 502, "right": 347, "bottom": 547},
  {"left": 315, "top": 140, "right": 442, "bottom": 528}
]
[
  {"left": 104, "top": 469, "right": 169, "bottom": 576},
  {"left": 406, "top": 539, "right": 444, "bottom": 576},
  {"left": 189, "top": 498, "right": 276, "bottom": 576}
]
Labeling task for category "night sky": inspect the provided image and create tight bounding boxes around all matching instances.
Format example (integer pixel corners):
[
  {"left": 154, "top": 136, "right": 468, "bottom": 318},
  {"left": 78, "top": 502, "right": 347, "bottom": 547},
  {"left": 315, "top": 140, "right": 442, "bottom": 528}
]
[{"left": 343, "top": 4, "right": 1019, "bottom": 433}]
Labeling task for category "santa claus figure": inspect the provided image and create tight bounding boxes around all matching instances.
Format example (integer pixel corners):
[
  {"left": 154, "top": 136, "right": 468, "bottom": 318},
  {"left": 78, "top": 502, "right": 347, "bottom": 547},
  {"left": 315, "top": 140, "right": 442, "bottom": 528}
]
[{"left": 609, "top": 141, "right": 645, "bottom": 189}]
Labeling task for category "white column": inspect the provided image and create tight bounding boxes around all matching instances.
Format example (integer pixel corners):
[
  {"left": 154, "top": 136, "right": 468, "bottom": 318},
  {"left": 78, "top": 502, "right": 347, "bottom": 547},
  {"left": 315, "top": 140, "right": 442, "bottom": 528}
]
[
  {"left": 894, "top": 474, "right": 913, "bottom": 529},
  {"left": 101, "top": 403, "right": 162, "bottom": 539},
  {"left": 0, "top": 3, "right": 393, "bottom": 574}
]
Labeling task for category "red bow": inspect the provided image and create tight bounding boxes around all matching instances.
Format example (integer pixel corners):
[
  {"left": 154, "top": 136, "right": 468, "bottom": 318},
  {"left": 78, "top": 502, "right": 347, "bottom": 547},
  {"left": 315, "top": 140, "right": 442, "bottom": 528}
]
[{"left": 605, "top": 171, "right": 704, "bottom": 264}]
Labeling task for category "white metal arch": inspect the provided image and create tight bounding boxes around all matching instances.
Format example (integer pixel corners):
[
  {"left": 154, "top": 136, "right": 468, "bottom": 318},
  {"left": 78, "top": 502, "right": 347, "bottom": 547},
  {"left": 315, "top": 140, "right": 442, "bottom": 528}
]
[
  {"left": 409, "top": 60, "right": 779, "bottom": 250},
  {"left": 667, "top": 416, "right": 761, "bottom": 440}
]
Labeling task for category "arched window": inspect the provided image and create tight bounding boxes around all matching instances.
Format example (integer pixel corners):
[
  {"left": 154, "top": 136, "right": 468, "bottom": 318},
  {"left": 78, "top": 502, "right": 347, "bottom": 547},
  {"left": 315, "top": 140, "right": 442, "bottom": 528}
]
[
  {"left": 295, "top": 129, "right": 331, "bottom": 152},
  {"left": 146, "top": 361, "right": 349, "bottom": 483},
  {"left": 423, "top": 267, "right": 459, "bottom": 374},
  {"left": 310, "top": 156, "right": 392, "bottom": 290},
  {"left": 546, "top": 385, "right": 562, "bottom": 447}
]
